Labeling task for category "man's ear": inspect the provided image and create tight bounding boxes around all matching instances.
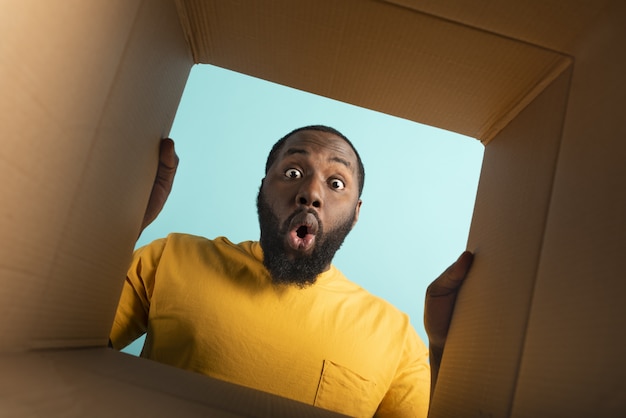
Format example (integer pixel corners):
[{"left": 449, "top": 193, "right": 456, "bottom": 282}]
[{"left": 351, "top": 199, "right": 362, "bottom": 229}]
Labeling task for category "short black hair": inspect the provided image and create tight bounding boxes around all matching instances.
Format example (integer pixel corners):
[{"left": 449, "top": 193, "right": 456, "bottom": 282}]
[{"left": 264, "top": 125, "right": 365, "bottom": 197}]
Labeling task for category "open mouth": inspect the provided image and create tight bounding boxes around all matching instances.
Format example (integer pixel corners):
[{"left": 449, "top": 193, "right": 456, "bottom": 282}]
[
  {"left": 296, "top": 225, "right": 309, "bottom": 239},
  {"left": 287, "top": 212, "right": 319, "bottom": 252}
]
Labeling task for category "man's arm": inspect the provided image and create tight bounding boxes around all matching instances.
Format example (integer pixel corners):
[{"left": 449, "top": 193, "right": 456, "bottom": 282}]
[
  {"left": 424, "top": 251, "right": 473, "bottom": 399},
  {"left": 109, "top": 138, "right": 178, "bottom": 350}
]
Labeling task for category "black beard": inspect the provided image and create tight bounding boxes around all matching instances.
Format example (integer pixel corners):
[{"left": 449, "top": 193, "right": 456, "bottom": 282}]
[{"left": 256, "top": 187, "right": 355, "bottom": 287}]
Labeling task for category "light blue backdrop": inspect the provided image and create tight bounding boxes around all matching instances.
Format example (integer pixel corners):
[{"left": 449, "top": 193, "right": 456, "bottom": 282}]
[{"left": 124, "top": 64, "right": 484, "bottom": 355}]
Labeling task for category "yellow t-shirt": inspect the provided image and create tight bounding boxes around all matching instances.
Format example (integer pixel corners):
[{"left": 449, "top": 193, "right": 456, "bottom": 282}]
[{"left": 111, "top": 233, "right": 430, "bottom": 417}]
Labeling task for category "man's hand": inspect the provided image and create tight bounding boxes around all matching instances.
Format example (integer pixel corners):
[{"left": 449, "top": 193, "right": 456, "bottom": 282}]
[
  {"left": 424, "top": 251, "right": 473, "bottom": 399},
  {"left": 140, "top": 138, "right": 179, "bottom": 233}
]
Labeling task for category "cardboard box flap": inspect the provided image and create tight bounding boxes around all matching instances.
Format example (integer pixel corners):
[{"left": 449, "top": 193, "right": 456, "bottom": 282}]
[
  {"left": 430, "top": 68, "right": 572, "bottom": 417},
  {"left": 1, "top": 0, "right": 192, "bottom": 351},
  {"left": 385, "top": 0, "right": 614, "bottom": 53},
  {"left": 0, "top": 348, "right": 344, "bottom": 417},
  {"left": 176, "top": 0, "right": 570, "bottom": 143}
]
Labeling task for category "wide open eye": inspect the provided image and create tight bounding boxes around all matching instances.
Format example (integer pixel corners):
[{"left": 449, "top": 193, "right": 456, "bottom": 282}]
[
  {"left": 329, "top": 178, "right": 345, "bottom": 190},
  {"left": 285, "top": 168, "right": 302, "bottom": 179}
]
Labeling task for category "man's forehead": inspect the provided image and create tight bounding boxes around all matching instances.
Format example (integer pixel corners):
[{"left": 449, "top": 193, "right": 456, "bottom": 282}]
[{"left": 281, "top": 130, "right": 358, "bottom": 165}]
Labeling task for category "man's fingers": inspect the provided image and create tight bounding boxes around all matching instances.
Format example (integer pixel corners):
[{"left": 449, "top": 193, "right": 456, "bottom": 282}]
[
  {"left": 140, "top": 138, "right": 179, "bottom": 232},
  {"left": 155, "top": 138, "right": 179, "bottom": 191},
  {"left": 158, "top": 137, "right": 179, "bottom": 170},
  {"left": 426, "top": 251, "right": 473, "bottom": 297},
  {"left": 424, "top": 251, "right": 474, "bottom": 348}
]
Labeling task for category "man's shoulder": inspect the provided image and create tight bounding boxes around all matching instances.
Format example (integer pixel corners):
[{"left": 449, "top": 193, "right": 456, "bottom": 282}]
[
  {"left": 157, "top": 233, "right": 261, "bottom": 261},
  {"left": 160, "top": 233, "right": 255, "bottom": 248}
]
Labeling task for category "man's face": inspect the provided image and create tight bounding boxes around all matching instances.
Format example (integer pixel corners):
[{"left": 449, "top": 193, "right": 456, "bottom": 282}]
[{"left": 257, "top": 130, "right": 362, "bottom": 286}]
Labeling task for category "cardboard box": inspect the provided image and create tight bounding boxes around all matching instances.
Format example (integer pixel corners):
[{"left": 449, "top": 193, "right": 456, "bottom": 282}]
[{"left": 2, "top": 0, "right": 624, "bottom": 416}]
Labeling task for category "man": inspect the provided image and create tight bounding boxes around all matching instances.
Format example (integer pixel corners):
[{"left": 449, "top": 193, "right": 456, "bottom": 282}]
[{"left": 110, "top": 126, "right": 472, "bottom": 417}]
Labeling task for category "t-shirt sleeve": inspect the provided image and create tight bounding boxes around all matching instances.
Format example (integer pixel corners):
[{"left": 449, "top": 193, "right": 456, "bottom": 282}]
[
  {"left": 374, "top": 330, "right": 431, "bottom": 418},
  {"left": 109, "top": 238, "right": 167, "bottom": 350}
]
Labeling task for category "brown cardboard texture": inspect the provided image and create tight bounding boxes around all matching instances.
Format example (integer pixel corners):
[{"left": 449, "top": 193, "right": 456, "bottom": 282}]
[
  {"left": 178, "top": 0, "right": 570, "bottom": 143},
  {"left": 2, "top": 0, "right": 625, "bottom": 416}
]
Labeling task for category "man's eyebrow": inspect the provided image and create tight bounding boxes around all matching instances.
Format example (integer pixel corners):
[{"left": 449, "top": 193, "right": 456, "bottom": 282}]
[
  {"left": 330, "top": 156, "right": 351, "bottom": 169},
  {"left": 285, "top": 148, "right": 309, "bottom": 157}
]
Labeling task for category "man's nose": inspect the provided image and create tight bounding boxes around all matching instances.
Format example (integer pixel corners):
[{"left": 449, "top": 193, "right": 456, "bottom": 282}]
[{"left": 296, "top": 177, "right": 323, "bottom": 208}]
